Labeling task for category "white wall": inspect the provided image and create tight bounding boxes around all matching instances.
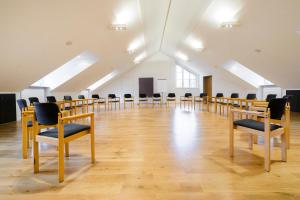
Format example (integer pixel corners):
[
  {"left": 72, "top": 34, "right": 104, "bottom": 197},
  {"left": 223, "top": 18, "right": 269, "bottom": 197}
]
[{"left": 96, "top": 54, "right": 257, "bottom": 101}]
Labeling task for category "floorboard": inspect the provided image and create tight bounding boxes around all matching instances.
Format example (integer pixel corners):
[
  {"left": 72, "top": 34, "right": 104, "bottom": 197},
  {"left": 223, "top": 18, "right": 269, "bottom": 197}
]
[{"left": 0, "top": 105, "right": 300, "bottom": 199}]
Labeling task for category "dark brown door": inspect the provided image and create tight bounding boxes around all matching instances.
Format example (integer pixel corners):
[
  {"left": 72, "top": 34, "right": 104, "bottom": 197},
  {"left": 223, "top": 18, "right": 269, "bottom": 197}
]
[
  {"left": 139, "top": 77, "right": 154, "bottom": 97},
  {"left": 203, "top": 76, "right": 212, "bottom": 97}
]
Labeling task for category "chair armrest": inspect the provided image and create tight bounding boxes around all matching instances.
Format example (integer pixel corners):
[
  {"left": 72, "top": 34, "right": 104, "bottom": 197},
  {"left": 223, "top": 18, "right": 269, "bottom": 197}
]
[
  {"left": 61, "top": 112, "right": 94, "bottom": 122},
  {"left": 61, "top": 110, "right": 70, "bottom": 117},
  {"left": 230, "top": 109, "right": 266, "bottom": 117}
]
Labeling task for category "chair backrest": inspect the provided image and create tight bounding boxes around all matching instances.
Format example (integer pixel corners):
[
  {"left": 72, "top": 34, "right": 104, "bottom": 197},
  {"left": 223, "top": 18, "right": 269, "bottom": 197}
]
[
  {"left": 78, "top": 95, "right": 85, "bottom": 99},
  {"left": 17, "top": 99, "right": 28, "bottom": 111},
  {"left": 64, "top": 96, "right": 72, "bottom": 101},
  {"left": 168, "top": 93, "right": 176, "bottom": 98},
  {"left": 108, "top": 94, "right": 116, "bottom": 99},
  {"left": 185, "top": 93, "right": 192, "bottom": 97},
  {"left": 47, "top": 96, "right": 56, "bottom": 103},
  {"left": 216, "top": 93, "right": 224, "bottom": 97},
  {"left": 124, "top": 94, "right": 132, "bottom": 98},
  {"left": 200, "top": 93, "right": 207, "bottom": 98},
  {"left": 283, "top": 95, "right": 293, "bottom": 103},
  {"left": 246, "top": 93, "right": 256, "bottom": 100},
  {"left": 92, "top": 94, "right": 99, "bottom": 99},
  {"left": 139, "top": 93, "right": 147, "bottom": 98},
  {"left": 28, "top": 97, "right": 39, "bottom": 105},
  {"left": 153, "top": 93, "right": 161, "bottom": 98},
  {"left": 231, "top": 93, "right": 239, "bottom": 98},
  {"left": 265, "top": 94, "right": 277, "bottom": 102},
  {"left": 34, "top": 103, "right": 60, "bottom": 125},
  {"left": 268, "top": 98, "right": 287, "bottom": 120}
]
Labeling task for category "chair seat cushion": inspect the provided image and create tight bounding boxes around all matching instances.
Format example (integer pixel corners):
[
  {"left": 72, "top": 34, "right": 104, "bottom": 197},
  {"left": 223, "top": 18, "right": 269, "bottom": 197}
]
[
  {"left": 27, "top": 121, "right": 33, "bottom": 127},
  {"left": 125, "top": 99, "right": 134, "bottom": 102},
  {"left": 234, "top": 119, "right": 282, "bottom": 131},
  {"left": 108, "top": 100, "right": 120, "bottom": 103},
  {"left": 39, "top": 124, "right": 90, "bottom": 138},
  {"left": 64, "top": 106, "right": 72, "bottom": 110}
]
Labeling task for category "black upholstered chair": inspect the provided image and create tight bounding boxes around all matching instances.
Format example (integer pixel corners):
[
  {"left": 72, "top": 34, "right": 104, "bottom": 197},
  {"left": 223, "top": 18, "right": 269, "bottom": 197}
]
[
  {"left": 28, "top": 97, "right": 40, "bottom": 106},
  {"left": 166, "top": 93, "right": 176, "bottom": 107},
  {"left": 17, "top": 99, "right": 33, "bottom": 159},
  {"left": 194, "top": 93, "right": 208, "bottom": 110},
  {"left": 152, "top": 93, "right": 162, "bottom": 107},
  {"left": 124, "top": 94, "right": 134, "bottom": 109},
  {"left": 107, "top": 94, "right": 120, "bottom": 110},
  {"left": 180, "top": 93, "right": 193, "bottom": 109},
  {"left": 283, "top": 95, "right": 293, "bottom": 103},
  {"left": 47, "top": 96, "right": 57, "bottom": 103},
  {"left": 229, "top": 98, "right": 290, "bottom": 171},
  {"left": 246, "top": 93, "right": 257, "bottom": 100},
  {"left": 138, "top": 93, "right": 148, "bottom": 106},
  {"left": 32, "top": 103, "right": 95, "bottom": 182},
  {"left": 265, "top": 94, "right": 277, "bottom": 102},
  {"left": 62, "top": 96, "right": 75, "bottom": 112},
  {"left": 92, "top": 94, "right": 106, "bottom": 110},
  {"left": 78, "top": 95, "right": 85, "bottom": 99},
  {"left": 64, "top": 96, "right": 72, "bottom": 101},
  {"left": 220, "top": 93, "right": 239, "bottom": 115},
  {"left": 207, "top": 93, "right": 224, "bottom": 113}
]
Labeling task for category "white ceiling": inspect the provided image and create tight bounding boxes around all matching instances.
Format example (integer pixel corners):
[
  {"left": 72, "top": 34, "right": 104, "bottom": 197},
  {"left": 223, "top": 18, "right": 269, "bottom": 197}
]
[{"left": 0, "top": 0, "right": 299, "bottom": 91}]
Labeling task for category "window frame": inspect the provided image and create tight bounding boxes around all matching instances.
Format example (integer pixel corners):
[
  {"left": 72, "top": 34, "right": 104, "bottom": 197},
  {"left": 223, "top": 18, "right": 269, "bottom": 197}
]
[{"left": 176, "top": 65, "right": 198, "bottom": 89}]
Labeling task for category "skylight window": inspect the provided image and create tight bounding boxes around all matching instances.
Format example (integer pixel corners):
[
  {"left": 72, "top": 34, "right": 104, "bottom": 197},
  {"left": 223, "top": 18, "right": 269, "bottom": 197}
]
[
  {"left": 222, "top": 60, "right": 273, "bottom": 88},
  {"left": 87, "top": 70, "right": 118, "bottom": 91},
  {"left": 32, "top": 51, "right": 99, "bottom": 90}
]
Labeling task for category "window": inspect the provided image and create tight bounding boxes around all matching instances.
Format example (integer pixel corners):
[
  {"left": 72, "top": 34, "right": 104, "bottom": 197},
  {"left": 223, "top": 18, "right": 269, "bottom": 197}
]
[
  {"left": 176, "top": 65, "right": 197, "bottom": 88},
  {"left": 32, "top": 51, "right": 99, "bottom": 90},
  {"left": 222, "top": 60, "right": 273, "bottom": 88}
]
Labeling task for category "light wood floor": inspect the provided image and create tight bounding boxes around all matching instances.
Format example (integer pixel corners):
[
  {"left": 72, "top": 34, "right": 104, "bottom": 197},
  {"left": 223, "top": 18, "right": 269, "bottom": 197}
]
[{"left": 1, "top": 105, "right": 300, "bottom": 199}]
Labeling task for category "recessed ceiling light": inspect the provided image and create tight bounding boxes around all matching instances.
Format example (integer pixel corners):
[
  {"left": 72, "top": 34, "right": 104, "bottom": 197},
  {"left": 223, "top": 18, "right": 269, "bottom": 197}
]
[
  {"left": 176, "top": 51, "right": 189, "bottom": 61},
  {"left": 185, "top": 36, "right": 204, "bottom": 51},
  {"left": 110, "top": 24, "right": 127, "bottom": 31},
  {"left": 134, "top": 52, "right": 147, "bottom": 64},
  {"left": 220, "top": 21, "right": 240, "bottom": 28}
]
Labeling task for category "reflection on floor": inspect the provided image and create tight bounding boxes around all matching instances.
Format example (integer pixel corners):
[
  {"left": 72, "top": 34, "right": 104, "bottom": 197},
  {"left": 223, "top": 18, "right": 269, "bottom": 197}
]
[{"left": 0, "top": 106, "right": 300, "bottom": 199}]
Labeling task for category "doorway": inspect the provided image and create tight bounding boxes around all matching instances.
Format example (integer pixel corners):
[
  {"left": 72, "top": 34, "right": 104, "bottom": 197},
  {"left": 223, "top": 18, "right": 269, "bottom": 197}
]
[{"left": 203, "top": 75, "right": 212, "bottom": 97}]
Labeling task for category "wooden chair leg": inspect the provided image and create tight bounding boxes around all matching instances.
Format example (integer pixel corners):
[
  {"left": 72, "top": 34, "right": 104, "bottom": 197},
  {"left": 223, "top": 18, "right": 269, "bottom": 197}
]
[
  {"left": 248, "top": 134, "right": 253, "bottom": 150},
  {"left": 65, "top": 143, "right": 69, "bottom": 157},
  {"left": 33, "top": 139, "right": 39, "bottom": 173},
  {"left": 58, "top": 145, "right": 64, "bottom": 182},
  {"left": 229, "top": 111, "right": 234, "bottom": 157},
  {"left": 91, "top": 115, "right": 95, "bottom": 163},
  {"left": 22, "top": 119, "right": 28, "bottom": 159},
  {"left": 281, "top": 133, "right": 287, "bottom": 162},
  {"left": 264, "top": 123, "right": 271, "bottom": 172}
]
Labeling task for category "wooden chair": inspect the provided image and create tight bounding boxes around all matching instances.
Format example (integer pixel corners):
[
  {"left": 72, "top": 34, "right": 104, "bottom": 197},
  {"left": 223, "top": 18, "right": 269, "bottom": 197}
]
[
  {"left": 107, "top": 94, "right": 120, "bottom": 110},
  {"left": 229, "top": 98, "right": 290, "bottom": 172},
  {"left": 152, "top": 93, "right": 162, "bottom": 107},
  {"left": 17, "top": 99, "right": 33, "bottom": 159},
  {"left": 28, "top": 97, "right": 40, "bottom": 106},
  {"left": 63, "top": 95, "right": 76, "bottom": 114},
  {"left": 194, "top": 93, "right": 208, "bottom": 110},
  {"left": 32, "top": 103, "right": 95, "bottom": 182},
  {"left": 180, "top": 93, "right": 193, "bottom": 109},
  {"left": 138, "top": 93, "right": 148, "bottom": 107},
  {"left": 208, "top": 93, "right": 223, "bottom": 113},
  {"left": 124, "top": 94, "right": 134, "bottom": 109},
  {"left": 92, "top": 94, "right": 106, "bottom": 111},
  {"left": 220, "top": 93, "right": 239, "bottom": 115},
  {"left": 166, "top": 93, "right": 176, "bottom": 107}
]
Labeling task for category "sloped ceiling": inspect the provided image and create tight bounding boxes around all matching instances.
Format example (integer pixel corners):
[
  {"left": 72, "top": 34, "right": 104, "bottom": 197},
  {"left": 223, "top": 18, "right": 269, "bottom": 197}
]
[{"left": 0, "top": 0, "right": 299, "bottom": 91}]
